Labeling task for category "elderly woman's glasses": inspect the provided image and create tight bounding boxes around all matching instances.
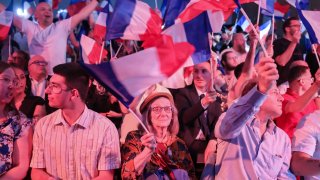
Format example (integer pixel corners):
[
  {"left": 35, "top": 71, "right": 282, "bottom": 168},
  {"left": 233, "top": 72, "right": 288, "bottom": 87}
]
[
  {"left": 150, "top": 106, "right": 172, "bottom": 114},
  {"left": 46, "top": 83, "right": 71, "bottom": 94}
]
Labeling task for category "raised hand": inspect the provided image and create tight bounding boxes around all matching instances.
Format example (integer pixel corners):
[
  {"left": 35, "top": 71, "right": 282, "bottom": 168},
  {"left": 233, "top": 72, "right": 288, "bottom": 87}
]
[{"left": 256, "top": 57, "right": 279, "bottom": 93}]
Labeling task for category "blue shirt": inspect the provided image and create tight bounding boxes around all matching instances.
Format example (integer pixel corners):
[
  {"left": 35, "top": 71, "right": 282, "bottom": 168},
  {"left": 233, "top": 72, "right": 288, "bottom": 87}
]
[{"left": 214, "top": 87, "right": 295, "bottom": 179}]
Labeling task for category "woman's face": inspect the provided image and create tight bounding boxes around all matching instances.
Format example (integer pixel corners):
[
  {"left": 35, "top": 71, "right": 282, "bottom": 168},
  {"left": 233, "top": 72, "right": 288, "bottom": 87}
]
[
  {"left": 149, "top": 97, "right": 173, "bottom": 129},
  {"left": 12, "top": 68, "right": 26, "bottom": 95},
  {"left": 0, "top": 68, "right": 16, "bottom": 105}
]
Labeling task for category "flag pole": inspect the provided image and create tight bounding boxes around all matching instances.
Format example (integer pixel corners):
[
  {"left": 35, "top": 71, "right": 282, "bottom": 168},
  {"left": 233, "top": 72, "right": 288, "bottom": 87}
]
[
  {"left": 239, "top": 8, "right": 268, "bottom": 57},
  {"left": 154, "top": 0, "right": 158, "bottom": 9},
  {"left": 271, "top": 14, "right": 275, "bottom": 44},
  {"left": 8, "top": 35, "right": 11, "bottom": 56},
  {"left": 128, "top": 108, "right": 150, "bottom": 133},
  {"left": 257, "top": 0, "right": 261, "bottom": 25},
  {"left": 312, "top": 44, "right": 320, "bottom": 67},
  {"left": 99, "top": 41, "right": 105, "bottom": 64},
  {"left": 114, "top": 43, "right": 123, "bottom": 58}
]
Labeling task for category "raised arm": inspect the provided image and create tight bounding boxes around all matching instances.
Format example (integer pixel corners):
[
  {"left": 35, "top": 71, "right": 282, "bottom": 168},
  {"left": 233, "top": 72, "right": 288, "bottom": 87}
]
[
  {"left": 215, "top": 58, "right": 278, "bottom": 139},
  {"left": 274, "top": 31, "right": 300, "bottom": 66},
  {"left": 70, "top": 0, "right": 99, "bottom": 30},
  {"left": 285, "top": 69, "right": 320, "bottom": 113}
]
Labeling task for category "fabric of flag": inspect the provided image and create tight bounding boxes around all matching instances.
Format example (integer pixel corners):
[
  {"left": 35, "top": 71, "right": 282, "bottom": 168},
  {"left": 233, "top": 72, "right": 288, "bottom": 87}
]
[
  {"left": 81, "top": 35, "right": 194, "bottom": 107},
  {"left": 162, "top": 0, "right": 190, "bottom": 28},
  {"left": 236, "top": 16, "right": 251, "bottom": 32},
  {"left": 272, "top": 2, "right": 290, "bottom": 18},
  {"left": 0, "top": 11, "right": 13, "bottom": 41},
  {"left": 259, "top": 20, "right": 271, "bottom": 43},
  {"left": 93, "top": 3, "right": 111, "bottom": 41},
  {"left": 106, "top": 0, "right": 162, "bottom": 41},
  {"left": 80, "top": 35, "right": 108, "bottom": 64},
  {"left": 22, "top": 0, "right": 36, "bottom": 16},
  {"left": 297, "top": 9, "right": 320, "bottom": 44},
  {"left": 67, "top": 0, "right": 87, "bottom": 16},
  {"left": 258, "top": 0, "right": 274, "bottom": 14},
  {"left": 175, "top": 0, "right": 227, "bottom": 24},
  {"left": 5, "top": 0, "right": 13, "bottom": 11}
]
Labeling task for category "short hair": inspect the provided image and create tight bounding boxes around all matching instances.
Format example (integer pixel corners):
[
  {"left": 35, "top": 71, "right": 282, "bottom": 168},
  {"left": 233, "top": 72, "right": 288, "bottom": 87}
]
[
  {"left": 53, "top": 63, "right": 90, "bottom": 101},
  {"left": 140, "top": 96, "right": 179, "bottom": 136},
  {"left": 220, "top": 49, "right": 234, "bottom": 68},
  {"left": 288, "top": 65, "right": 310, "bottom": 83},
  {"left": 282, "top": 16, "right": 300, "bottom": 33}
]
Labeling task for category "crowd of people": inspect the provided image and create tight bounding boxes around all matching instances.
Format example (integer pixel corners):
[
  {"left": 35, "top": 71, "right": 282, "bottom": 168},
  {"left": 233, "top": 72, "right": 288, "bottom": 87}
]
[{"left": 1, "top": 0, "right": 320, "bottom": 179}]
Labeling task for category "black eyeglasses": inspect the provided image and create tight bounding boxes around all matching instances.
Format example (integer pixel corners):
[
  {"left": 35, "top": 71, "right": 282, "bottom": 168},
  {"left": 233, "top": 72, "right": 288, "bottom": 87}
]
[
  {"left": 29, "top": 61, "right": 48, "bottom": 66},
  {"left": 150, "top": 106, "right": 173, "bottom": 114}
]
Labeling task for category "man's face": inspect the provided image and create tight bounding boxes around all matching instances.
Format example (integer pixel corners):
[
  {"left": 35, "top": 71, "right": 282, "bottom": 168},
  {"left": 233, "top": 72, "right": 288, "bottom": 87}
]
[
  {"left": 225, "top": 51, "right": 238, "bottom": 70},
  {"left": 45, "top": 74, "right": 71, "bottom": 109},
  {"left": 193, "top": 62, "right": 211, "bottom": 90},
  {"left": 35, "top": 3, "right": 53, "bottom": 26},
  {"left": 9, "top": 52, "right": 27, "bottom": 69},
  {"left": 260, "top": 84, "right": 284, "bottom": 119},
  {"left": 288, "top": 20, "right": 301, "bottom": 36},
  {"left": 298, "top": 70, "right": 313, "bottom": 91},
  {"left": 28, "top": 56, "right": 48, "bottom": 77},
  {"left": 233, "top": 33, "right": 246, "bottom": 52}
]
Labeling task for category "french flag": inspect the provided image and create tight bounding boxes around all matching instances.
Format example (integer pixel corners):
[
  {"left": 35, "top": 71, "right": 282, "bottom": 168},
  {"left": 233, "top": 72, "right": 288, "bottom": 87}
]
[
  {"left": 175, "top": 0, "right": 227, "bottom": 24},
  {"left": 297, "top": 7, "right": 320, "bottom": 44},
  {"left": 67, "top": 0, "right": 87, "bottom": 16},
  {"left": 81, "top": 35, "right": 194, "bottom": 106},
  {"left": 93, "top": 3, "right": 111, "bottom": 42},
  {"left": 80, "top": 35, "right": 108, "bottom": 64},
  {"left": 106, "top": 0, "right": 162, "bottom": 41},
  {"left": 237, "top": 16, "right": 250, "bottom": 32},
  {"left": 0, "top": 11, "right": 13, "bottom": 41},
  {"left": 273, "top": 1, "right": 290, "bottom": 18},
  {"left": 259, "top": 20, "right": 271, "bottom": 43}
]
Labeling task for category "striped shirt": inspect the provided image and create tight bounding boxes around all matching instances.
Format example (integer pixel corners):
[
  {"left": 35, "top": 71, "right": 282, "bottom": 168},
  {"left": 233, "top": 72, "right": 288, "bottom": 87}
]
[{"left": 30, "top": 106, "right": 121, "bottom": 180}]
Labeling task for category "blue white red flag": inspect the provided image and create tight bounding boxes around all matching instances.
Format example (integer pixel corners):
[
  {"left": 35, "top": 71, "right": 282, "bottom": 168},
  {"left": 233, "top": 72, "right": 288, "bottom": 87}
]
[
  {"left": 81, "top": 35, "right": 194, "bottom": 107},
  {"left": 237, "top": 16, "right": 251, "bottom": 32},
  {"left": 259, "top": 20, "right": 271, "bottom": 43},
  {"left": 80, "top": 35, "right": 108, "bottom": 64},
  {"left": 0, "top": 11, "right": 13, "bottom": 41},
  {"left": 106, "top": 0, "right": 162, "bottom": 41},
  {"left": 297, "top": 8, "right": 320, "bottom": 44},
  {"left": 93, "top": 3, "right": 111, "bottom": 42}
]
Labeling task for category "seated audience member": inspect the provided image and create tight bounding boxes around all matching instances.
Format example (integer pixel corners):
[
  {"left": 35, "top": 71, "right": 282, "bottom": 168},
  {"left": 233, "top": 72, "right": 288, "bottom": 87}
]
[
  {"left": 291, "top": 110, "right": 320, "bottom": 179},
  {"left": 11, "top": 65, "right": 46, "bottom": 123},
  {"left": 214, "top": 57, "right": 295, "bottom": 179},
  {"left": 0, "top": 62, "right": 32, "bottom": 179},
  {"left": 174, "top": 61, "right": 222, "bottom": 167},
  {"left": 121, "top": 90, "right": 196, "bottom": 179},
  {"left": 26, "top": 55, "right": 55, "bottom": 114},
  {"left": 7, "top": 50, "right": 30, "bottom": 72},
  {"left": 275, "top": 62, "right": 320, "bottom": 139},
  {"left": 31, "top": 63, "right": 120, "bottom": 179}
]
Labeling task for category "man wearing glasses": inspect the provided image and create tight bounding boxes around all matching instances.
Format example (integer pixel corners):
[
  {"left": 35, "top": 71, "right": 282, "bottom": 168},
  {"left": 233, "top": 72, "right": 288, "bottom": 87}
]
[
  {"left": 26, "top": 55, "right": 57, "bottom": 114},
  {"left": 275, "top": 62, "right": 320, "bottom": 140},
  {"left": 273, "top": 17, "right": 304, "bottom": 86},
  {"left": 30, "top": 63, "right": 120, "bottom": 179}
]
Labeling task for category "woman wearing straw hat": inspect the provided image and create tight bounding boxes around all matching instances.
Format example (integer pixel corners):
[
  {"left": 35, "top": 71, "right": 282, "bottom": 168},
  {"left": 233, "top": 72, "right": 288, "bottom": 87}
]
[{"left": 121, "top": 90, "right": 196, "bottom": 180}]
